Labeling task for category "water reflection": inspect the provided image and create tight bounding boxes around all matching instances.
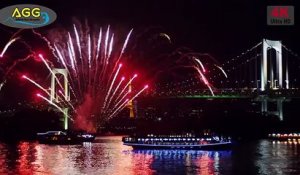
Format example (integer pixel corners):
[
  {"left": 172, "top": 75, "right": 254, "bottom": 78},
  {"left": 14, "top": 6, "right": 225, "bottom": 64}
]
[
  {"left": 256, "top": 140, "right": 300, "bottom": 175},
  {"left": 0, "top": 137, "right": 300, "bottom": 175},
  {"left": 131, "top": 150, "right": 231, "bottom": 174},
  {"left": 0, "top": 142, "right": 38, "bottom": 174}
]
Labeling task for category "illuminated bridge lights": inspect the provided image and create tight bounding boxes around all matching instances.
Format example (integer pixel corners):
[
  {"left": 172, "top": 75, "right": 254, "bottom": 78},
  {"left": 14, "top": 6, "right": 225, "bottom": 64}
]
[{"left": 177, "top": 95, "right": 250, "bottom": 99}]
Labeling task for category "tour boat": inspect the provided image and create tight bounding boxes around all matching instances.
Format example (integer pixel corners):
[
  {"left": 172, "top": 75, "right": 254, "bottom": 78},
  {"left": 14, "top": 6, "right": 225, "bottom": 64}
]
[
  {"left": 37, "top": 131, "right": 95, "bottom": 144},
  {"left": 122, "top": 134, "right": 232, "bottom": 150},
  {"left": 268, "top": 133, "right": 300, "bottom": 140}
]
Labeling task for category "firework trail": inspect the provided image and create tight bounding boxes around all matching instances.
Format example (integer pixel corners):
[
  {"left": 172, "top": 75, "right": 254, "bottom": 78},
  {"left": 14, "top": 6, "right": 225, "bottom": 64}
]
[
  {"left": 114, "top": 74, "right": 137, "bottom": 102},
  {"left": 116, "top": 29, "right": 133, "bottom": 65},
  {"left": 194, "top": 57, "right": 206, "bottom": 72},
  {"left": 158, "top": 53, "right": 223, "bottom": 96},
  {"left": 22, "top": 75, "right": 50, "bottom": 96},
  {"left": 166, "top": 55, "right": 217, "bottom": 96},
  {"left": 107, "top": 99, "right": 129, "bottom": 120},
  {"left": 159, "top": 33, "right": 172, "bottom": 43},
  {"left": 0, "top": 27, "right": 232, "bottom": 145},
  {"left": 108, "top": 84, "right": 148, "bottom": 119},
  {"left": 0, "top": 26, "right": 228, "bottom": 132},
  {"left": 0, "top": 32, "right": 36, "bottom": 92},
  {"left": 29, "top": 25, "right": 147, "bottom": 132},
  {"left": 0, "top": 80, "right": 5, "bottom": 92},
  {"left": 0, "top": 38, "right": 19, "bottom": 58},
  {"left": 194, "top": 66, "right": 215, "bottom": 96},
  {"left": 110, "top": 89, "right": 131, "bottom": 115},
  {"left": 175, "top": 53, "right": 227, "bottom": 96},
  {"left": 95, "top": 28, "right": 102, "bottom": 60},
  {"left": 215, "top": 65, "right": 228, "bottom": 78},
  {"left": 106, "top": 76, "right": 125, "bottom": 108},
  {"left": 37, "top": 93, "right": 73, "bottom": 121},
  {"left": 22, "top": 74, "right": 75, "bottom": 111},
  {"left": 38, "top": 54, "right": 71, "bottom": 100},
  {"left": 0, "top": 24, "right": 146, "bottom": 132},
  {"left": 130, "top": 29, "right": 227, "bottom": 97}
]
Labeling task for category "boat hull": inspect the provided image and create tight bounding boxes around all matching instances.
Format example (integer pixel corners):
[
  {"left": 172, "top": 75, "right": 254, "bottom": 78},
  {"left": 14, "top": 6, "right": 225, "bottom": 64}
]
[
  {"left": 37, "top": 131, "right": 95, "bottom": 145},
  {"left": 124, "top": 142, "right": 232, "bottom": 150}
]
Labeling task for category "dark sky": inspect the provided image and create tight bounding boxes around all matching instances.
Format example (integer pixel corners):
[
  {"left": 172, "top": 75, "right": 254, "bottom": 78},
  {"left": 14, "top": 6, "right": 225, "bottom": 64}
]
[
  {"left": 0, "top": 0, "right": 299, "bottom": 59},
  {"left": 0, "top": 0, "right": 299, "bottom": 104}
]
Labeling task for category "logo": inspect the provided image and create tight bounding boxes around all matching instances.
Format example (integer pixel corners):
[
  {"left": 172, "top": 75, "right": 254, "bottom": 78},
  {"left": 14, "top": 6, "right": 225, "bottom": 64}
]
[
  {"left": 267, "top": 6, "right": 294, "bottom": 26},
  {"left": 0, "top": 4, "right": 57, "bottom": 28}
]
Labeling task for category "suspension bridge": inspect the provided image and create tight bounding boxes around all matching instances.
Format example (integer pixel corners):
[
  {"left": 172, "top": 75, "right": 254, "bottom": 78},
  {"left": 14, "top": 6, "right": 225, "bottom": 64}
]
[{"left": 145, "top": 39, "right": 300, "bottom": 120}]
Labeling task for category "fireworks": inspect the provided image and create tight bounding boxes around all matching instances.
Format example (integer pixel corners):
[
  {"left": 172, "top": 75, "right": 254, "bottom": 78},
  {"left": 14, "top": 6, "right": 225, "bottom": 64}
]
[
  {"left": 176, "top": 55, "right": 225, "bottom": 97},
  {"left": 215, "top": 65, "right": 228, "bottom": 78},
  {"left": 0, "top": 80, "right": 5, "bottom": 92},
  {"left": 194, "top": 57, "right": 206, "bottom": 73},
  {"left": 129, "top": 29, "right": 228, "bottom": 97},
  {"left": 0, "top": 24, "right": 148, "bottom": 132},
  {"left": 0, "top": 24, "right": 229, "bottom": 132},
  {"left": 36, "top": 93, "right": 73, "bottom": 121},
  {"left": 32, "top": 25, "right": 148, "bottom": 132},
  {"left": 192, "top": 56, "right": 229, "bottom": 96},
  {"left": 0, "top": 37, "right": 19, "bottom": 58}
]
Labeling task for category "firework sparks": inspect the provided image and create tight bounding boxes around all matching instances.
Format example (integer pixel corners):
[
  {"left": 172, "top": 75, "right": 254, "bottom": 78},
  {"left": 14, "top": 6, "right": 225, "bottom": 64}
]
[
  {"left": 107, "top": 99, "right": 129, "bottom": 120},
  {"left": 108, "top": 84, "right": 148, "bottom": 119},
  {"left": 96, "top": 28, "right": 102, "bottom": 60},
  {"left": 0, "top": 25, "right": 231, "bottom": 133},
  {"left": 106, "top": 76, "right": 125, "bottom": 108},
  {"left": 0, "top": 80, "right": 6, "bottom": 92},
  {"left": 115, "top": 74, "right": 137, "bottom": 102},
  {"left": 103, "top": 63, "right": 122, "bottom": 109},
  {"left": 2, "top": 26, "right": 227, "bottom": 133},
  {"left": 159, "top": 33, "right": 172, "bottom": 43},
  {"left": 215, "top": 65, "right": 228, "bottom": 78},
  {"left": 0, "top": 38, "right": 19, "bottom": 58},
  {"left": 30, "top": 25, "right": 147, "bottom": 132},
  {"left": 37, "top": 93, "right": 73, "bottom": 121},
  {"left": 22, "top": 74, "right": 76, "bottom": 111},
  {"left": 117, "top": 29, "right": 133, "bottom": 64},
  {"left": 111, "top": 89, "right": 131, "bottom": 114},
  {"left": 194, "top": 57, "right": 206, "bottom": 72},
  {"left": 22, "top": 75, "right": 50, "bottom": 96},
  {"left": 195, "top": 66, "right": 215, "bottom": 96}
]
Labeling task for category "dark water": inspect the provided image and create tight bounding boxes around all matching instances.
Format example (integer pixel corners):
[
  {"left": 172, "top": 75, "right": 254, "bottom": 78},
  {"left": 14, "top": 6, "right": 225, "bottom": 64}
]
[{"left": 1, "top": 136, "right": 300, "bottom": 175}]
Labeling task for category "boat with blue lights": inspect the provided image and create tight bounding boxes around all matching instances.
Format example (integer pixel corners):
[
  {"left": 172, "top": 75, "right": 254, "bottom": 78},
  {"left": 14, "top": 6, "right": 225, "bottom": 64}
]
[
  {"left": 37, "top": 131, "right": 95, "bottom": 144},
  {"left": 122, "top": 133, "right": 232, "bottom": 150}
]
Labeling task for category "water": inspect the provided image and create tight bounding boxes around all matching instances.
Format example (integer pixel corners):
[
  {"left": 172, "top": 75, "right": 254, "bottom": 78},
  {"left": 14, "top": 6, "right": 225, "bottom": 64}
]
[{"left": 0, "top": 136, "right": 300, "bottom": 175}]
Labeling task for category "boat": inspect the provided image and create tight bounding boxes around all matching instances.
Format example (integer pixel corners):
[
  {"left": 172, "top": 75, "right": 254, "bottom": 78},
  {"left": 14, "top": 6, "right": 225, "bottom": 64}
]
[
  {"left": 37, "top": 131, "right": 95, "bottom": 144},
  {"left": 268, "top": 133, "right": 300, "bottom": 141},
  {"left": 122, "top": 134, "right": 232, "bottom": 150}
]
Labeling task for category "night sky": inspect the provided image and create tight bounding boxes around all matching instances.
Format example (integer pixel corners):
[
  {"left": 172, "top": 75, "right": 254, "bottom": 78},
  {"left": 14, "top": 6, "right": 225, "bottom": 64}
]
[
  {"left": 0, "top": 0, "right": 299, "bottom": 104},
  {"left": 1, "top": 0, "right": 299, "bottom": 58}
]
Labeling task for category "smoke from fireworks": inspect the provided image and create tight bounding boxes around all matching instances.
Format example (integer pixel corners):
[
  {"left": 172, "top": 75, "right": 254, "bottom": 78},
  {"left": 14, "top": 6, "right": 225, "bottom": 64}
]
[
  {"left": 34, "top": 25, "right": 148, "bottom": 132},
  {"left": 0, "top": 24, "right": 148, "bottom": 132},
  {"left": 0, "top": 25, "right": 228, "bottom": 132}
]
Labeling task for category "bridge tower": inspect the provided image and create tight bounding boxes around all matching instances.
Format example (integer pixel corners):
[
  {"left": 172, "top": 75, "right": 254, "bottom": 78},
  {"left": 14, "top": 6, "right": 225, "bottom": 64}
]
[
  {"left": 128, "top": 83, "right": 135, "bottom": 118},
  {"left": 260, "top": 39, "right": 289, "bottom": 120},
  {"left": 261, "top": 39, "right": 289, "bottom": 91},
  {"left": 50, "top": 68, "right": 70, "bottom": 130}
]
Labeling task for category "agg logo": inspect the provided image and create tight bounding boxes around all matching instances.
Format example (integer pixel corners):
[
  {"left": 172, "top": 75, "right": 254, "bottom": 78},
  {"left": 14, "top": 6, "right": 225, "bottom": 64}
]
[{"left": 0, "top": 4, "right": 57, "bottom": 28}]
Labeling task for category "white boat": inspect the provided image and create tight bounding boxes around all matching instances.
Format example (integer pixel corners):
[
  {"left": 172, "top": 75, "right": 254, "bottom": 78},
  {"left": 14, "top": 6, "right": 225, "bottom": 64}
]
[{"left": 123, "top": 134, "right": 232, "bottom": 150}]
